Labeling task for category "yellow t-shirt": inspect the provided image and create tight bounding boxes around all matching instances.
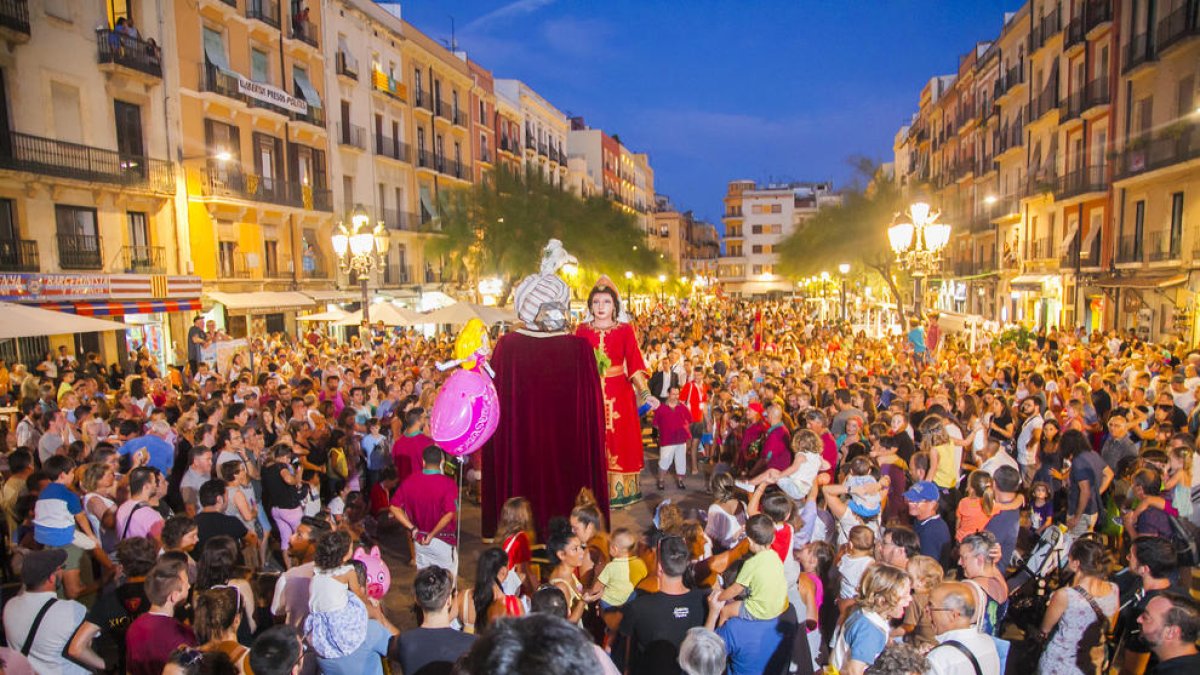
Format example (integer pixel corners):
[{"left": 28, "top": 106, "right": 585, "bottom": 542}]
[
  {"left": 932, "top": 442, "right": 959, "bottom": 489},
  {"left": 598, "top": 555, "right": 647, "bottom": 606},
  {"left": 736, "top": 549, "right": 788, "bottom": 619}
]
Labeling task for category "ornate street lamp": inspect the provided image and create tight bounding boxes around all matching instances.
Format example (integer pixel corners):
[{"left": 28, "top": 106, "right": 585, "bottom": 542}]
[
  {"left": 332, "top": 204, "right": 389, "bottom": 326},
  {"left": 838, "top": 262, "right": 851, "bottom": 323},
  {"left": 888, "top": 201, "right": 951, "bottom": 316}
]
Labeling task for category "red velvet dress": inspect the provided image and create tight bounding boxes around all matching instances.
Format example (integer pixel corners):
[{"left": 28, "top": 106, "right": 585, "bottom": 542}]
[
  {"left": 481, "top": 331, "right": 608, "bottom": 539},
  {"left": 575, "top": 322, "right": 649, "bottom": 507}
]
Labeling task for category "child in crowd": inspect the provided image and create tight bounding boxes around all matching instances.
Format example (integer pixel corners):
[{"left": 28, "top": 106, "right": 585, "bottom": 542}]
[
  {"left": 1164, "top": 444, "right": 1193, "bottom": 520},
  {"left": 899, "top": 554, "right": 944, "bottom": 651},
  {"left": 843, "top": 455, "right": 884, "bottom": 519},
  {"left": 955, "top": 470, "right": 995, "bottom": 541},
  {"left": 717, "top": 514, "right": 788, "bottom": 623},
  {"left": 305, "top": 530, "right": 368, "bottom": 659},
  {"left": 738, "top": 428, "right": 828, "bottom": 501},
  {"left": 1029, "top": 481, "right": 1055, "bottom": 533},
  {"left": 586, "top": 528, "right": 646, "bottom": 609},
  {"left": 798, "top": 540, "right": 836, "bottom": 671},
  {"left": 496, "top": 496, "right": 537, "bottom": 596},
  {"left": 705, "top": 473, "right": 746, "bottom": 553},
  {"left": 837, "top": 525, "right": 875, "bottom": 606},
  {"left": 360, "top": 417, "right": 388, "bottom": 489}
]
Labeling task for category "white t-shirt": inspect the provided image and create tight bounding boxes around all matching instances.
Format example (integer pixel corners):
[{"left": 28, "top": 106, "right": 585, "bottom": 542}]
[
  {"left": 926, "top": 627, "right": 1001, "bottom": 675},
  {"left": 2, "top": 591, "right": 89, "bottom": 675}
]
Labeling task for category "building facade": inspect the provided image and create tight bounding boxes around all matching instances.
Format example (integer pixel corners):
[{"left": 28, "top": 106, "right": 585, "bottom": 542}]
[{"left": 895, "top": 0, "right": 1198, "bottom": 341}]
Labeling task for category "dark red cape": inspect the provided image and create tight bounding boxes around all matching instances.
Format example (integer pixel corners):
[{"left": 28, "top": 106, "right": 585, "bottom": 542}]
[{"left": 481, "top": 331, "right": 609, "bottom": 538}]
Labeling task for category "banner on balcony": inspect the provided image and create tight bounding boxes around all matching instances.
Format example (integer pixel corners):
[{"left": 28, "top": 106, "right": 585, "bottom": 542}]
[{"left": 236, "top": 75, "right": 308, "bottom": 115}]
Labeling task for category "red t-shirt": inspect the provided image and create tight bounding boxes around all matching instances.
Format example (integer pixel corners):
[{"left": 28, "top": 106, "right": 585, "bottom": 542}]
[
  {"left": 502, "top": 531, "right": 531, "bottom": 568},
  {"left": 125, "top": 613, "right": 197, "bottom": 675},
  {"left": 652, "top": 403, "right": 693, "bottom": 446},
  {"left": 369, "top": 483, "right": 391, "bottom": 516},
  {"left": 391, "top": 471, "right": 458, "bottom": 545},
  {"left": 771, "top": 522, "right": 794, "bottom": 563}
]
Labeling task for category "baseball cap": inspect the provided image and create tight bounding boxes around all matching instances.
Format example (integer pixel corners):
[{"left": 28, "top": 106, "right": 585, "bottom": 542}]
[
  {"left": 21, "top": 548, "right": 67, "bottom": 588},
  {"left": 902, "top": 481, "right": 940, "bottom": 503}
]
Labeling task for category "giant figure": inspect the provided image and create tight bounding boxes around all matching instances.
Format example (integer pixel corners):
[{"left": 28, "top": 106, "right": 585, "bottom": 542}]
[
  {"left": 575, "top": 277, "right": 656, "bottom": 508},
  {"left": 480, "top": 241, "right": 609, "bottom": 537}
]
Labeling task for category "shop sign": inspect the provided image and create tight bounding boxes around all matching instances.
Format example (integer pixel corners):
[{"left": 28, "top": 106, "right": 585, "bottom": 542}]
[
  {"left": 0, "top": 273, "right": 110, "bottom": 302},
  {"left": 237, "top": 76, "right": 308, "bottom": 115}
]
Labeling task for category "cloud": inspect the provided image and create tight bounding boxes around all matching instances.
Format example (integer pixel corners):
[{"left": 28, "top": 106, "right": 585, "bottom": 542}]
[
  {"left": 539, "top": 16, "right": 614, "bottom": 59},
  {"left": 462, "top": 0, "right": 556, "bottom": 34}
]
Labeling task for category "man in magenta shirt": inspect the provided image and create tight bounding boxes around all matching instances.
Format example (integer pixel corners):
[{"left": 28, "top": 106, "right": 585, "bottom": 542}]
[
  {"left": 754, "top": 405, "right": 792, "bottom": 476},
  {"left": 652, "top": 385, "right": 693, "bottom": 489},
  {"left": 391, "top": 408, "right": 432, "bottom": 483},
  {"left": 390, "top": 445, "right": 458, "bottom": 576}
]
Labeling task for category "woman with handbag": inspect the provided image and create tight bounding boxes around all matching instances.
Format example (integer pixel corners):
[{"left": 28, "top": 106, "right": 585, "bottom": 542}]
[{"left": 1035, "top": 538, "right": 1119, "bottom": 675}]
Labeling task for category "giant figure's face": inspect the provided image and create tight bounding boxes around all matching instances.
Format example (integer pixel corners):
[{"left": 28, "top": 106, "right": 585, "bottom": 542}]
[{"left": 591, "top": 293, "right": 615, "bottom": 323}]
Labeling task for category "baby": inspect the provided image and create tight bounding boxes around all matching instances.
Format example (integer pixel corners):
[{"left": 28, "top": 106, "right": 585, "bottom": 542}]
[
  {"left": 305, "top": 531, "right": 368, "bottom": 659},
  {"left": 843, "top": 455, "right": 885, "bottom": 519},
  {"left": 585, "top": 528, "right": 647, "bottom": 609},
  {"left": 738, "top": 429, "right": 829, "bottom": 501}
]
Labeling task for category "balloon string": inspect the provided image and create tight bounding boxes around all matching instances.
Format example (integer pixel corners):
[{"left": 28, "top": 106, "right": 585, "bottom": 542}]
[{"left": 455, "top": 455, "right": 464, "bottom": 581}]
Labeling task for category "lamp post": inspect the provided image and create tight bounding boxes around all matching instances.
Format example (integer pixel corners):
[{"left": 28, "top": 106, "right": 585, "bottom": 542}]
[
  {"left": 624, "top": 270, "right": 633, "bottom": 300},
  {"left": 838, "top": 262, "right": 851, "bottom": 324},
  {"left": 657, "top": 273, "right": 667, "bottom": 304},
  {"left": 332, "top": 204, "right": 389, "bottom": 328},
  {"left": 887, "top": 201, "right": 951, "bottom": 318}
]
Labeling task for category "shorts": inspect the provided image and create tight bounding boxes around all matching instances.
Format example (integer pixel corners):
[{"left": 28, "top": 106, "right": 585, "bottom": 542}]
[
  {"left": 690, "top": 422, "right": 706, "bottom": 440},
  {"left": 737, "top": 599, "right": 777, "bottom": 621},
  {"left": 776, "top": 475, "right": 812, "bottom": 501},
  {"left": 415, "top": 536, "right": 458, "bottom": 578},
  {"left": 57, "top": 543, "right": 86, "bottom": 571}
]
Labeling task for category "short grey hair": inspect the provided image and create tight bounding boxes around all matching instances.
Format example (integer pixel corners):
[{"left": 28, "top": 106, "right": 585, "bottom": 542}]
[
  {"left": 960, "top": 531, "right": 996, "bottom": 562},
  {"left": 149, "top": 420, "right": 171, "bottom": 436},
  {"left": 678, "top": 627, "right": 726, "bottom": 675}
]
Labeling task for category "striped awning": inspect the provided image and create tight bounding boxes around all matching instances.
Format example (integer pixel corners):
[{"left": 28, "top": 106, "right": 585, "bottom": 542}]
[{"left": 40, "top": 299, "right": 202, "bottom": 316}]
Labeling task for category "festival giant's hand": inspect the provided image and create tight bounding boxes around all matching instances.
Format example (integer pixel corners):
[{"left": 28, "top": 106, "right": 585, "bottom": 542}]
[{"left": 648, "top": 397, "right": 661, "bottom": 410}]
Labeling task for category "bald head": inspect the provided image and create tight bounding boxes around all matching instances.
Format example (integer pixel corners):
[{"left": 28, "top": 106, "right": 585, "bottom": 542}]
[
  {"left": 930, "top": 581, "right": 976, "bottom": 633},
  {"left": 767, "top": 405, "right": 783, "bottom": 424}
]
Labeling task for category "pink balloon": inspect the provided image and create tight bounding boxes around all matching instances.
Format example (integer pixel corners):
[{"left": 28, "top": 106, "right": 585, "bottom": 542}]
[{"left": 430, "top": 370, "right": 500, "bottom": 457}]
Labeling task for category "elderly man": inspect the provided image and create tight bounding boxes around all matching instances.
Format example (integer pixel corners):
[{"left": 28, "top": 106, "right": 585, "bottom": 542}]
[
  {"left": 1137, "top": 593, "right": 1200, "bottom": 675},
  {"left": 924, "top": 582, "right": 1000, "bottom": 675},
  {"left": 118, "top": 420, "right": 175, "bottom": 475}
]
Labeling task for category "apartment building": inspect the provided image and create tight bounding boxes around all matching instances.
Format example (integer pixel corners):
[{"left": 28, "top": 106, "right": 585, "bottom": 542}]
[
  {"left": 174, "top": 0, "right": 336, "bottom": 337},
  {"left": 650, "top": 195, "right": 720, "bottom": 277},
  {"left": 496, "top": 79, "right": 568, "bottom": 188},
  {"left": 567, "top": 117, "right": 655, "bottom": 231},
  {"left": 494, "top": 88, "right": 523, "bottom": 175},
  {"left": 895, "top": 0, "right": 1198, "bottom": 340},
  {"left": 0, "top": 0, "right": 201, "bottom": 369},
  {"left": 717, "top": 180, "right": 841, "bottom": 296}
]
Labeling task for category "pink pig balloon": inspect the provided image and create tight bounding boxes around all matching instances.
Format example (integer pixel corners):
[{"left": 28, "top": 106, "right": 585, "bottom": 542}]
[
  {"left": 430, "top": 369, "right": 500, "bottom": 457},
  {"left": 353, "top": 545, "right": 390, "bottom": 600}
]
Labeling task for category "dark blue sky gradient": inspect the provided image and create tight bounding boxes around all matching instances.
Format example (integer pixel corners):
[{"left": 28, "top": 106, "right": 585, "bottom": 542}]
[{"left": 399, "top": 0, "right": 1023, "bottom": 224}]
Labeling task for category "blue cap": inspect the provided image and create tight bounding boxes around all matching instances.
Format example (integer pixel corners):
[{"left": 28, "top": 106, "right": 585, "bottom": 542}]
[{"left": 902, "top": 481, "right": 940, "bottom": 503}]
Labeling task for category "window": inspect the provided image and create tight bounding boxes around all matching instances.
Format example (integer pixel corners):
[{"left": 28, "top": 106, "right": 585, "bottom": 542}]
[
  {"left": 342, "top": 176, "right": 354, "bottom": 206},
  {"left": 218, "top": 241, "right": 236, "bottom": 277},
  {"left": 752, "top": 265, "right": 762, "bottom": 275},
  {"left": 51, "top": 82, "right": 82, "bottom": 144},
  {"left": 264, "top": 240, "right": 279, "bottom": 277},
  {"left": 417, "top": 127, "right": 425, "bottom": 156},
  {"left": 751, "top": 245, "right": 763, "bottom": 254},
  {"left": 1134, "top": 200, "right": 1145, "bottom": 256},
  {"left": 105, "top": 0, "right": 132, "bottom": 25},
  {"left": 479, "top": 99, "right": 485, "bottom": 120},
  {"left": 114, "top": 101, "right": 144, "bottom": 158},
  {"left": 751, "top": 225, "right": 763, "bottom": 235},
  {"left": 55, "top": 205, "right": 101, "bottom": 269},
  {"left": 251, "top": 48, "right": 270, "bottom": 83},
  {"left": 1178, "top": 76, "right": 1195, "bottom": 117},
  {"left": 772, "top": 204, "right": 782, "bottom": 214},
  {"left": 413, "top": 69, "right": 422, "bottom": 98},
  {"left": 1170, "top": 192, "right": 1184, "bottom": 247}
]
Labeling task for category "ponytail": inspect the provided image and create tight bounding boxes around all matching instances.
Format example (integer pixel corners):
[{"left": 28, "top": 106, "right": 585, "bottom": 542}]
[{"left": 969, "top": 470, "right": 994, "bottom": 515}]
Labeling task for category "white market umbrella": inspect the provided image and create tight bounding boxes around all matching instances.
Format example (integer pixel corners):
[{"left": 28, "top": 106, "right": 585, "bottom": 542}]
[
  {"left": 0, "top": 302, "right": 131, "bottom": 339},
  {"left": 297, "top": 308, "right": 349, "bottom": 322},
  {"left": 418, "top": 301, "right": 515, "bottom": 326},
  {"left": 333, "top": 302, "right": 422, "bottom": 327}
]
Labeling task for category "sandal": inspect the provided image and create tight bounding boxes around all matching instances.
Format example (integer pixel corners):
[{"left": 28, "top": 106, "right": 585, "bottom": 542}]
[
  {"left": 656, "top": 478, "right": 666, "bottom": 490},
  {"left": 675, "top": 477, "right": 686, "bottom": 489}
]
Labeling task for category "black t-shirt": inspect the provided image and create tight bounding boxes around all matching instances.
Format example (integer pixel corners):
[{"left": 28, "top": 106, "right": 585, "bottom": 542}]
[
  {"left": 391, "top": 626, "right": 476, "bottom": 675},
  {"left": 194, "top": 511, "right": 248, "bottom": 555},
  {"left": 892, "top": 432, "right": 916, "bottom": 464},
  {"left": 1151, "top": 652, "right": 1200, "bottom": 675},
  {"left": 988, "top": 411, "right": 1014, "bottom": 443},
  {"left": 1116, "top": 583, "right": 1189, "bottom": 663},
  {"left": 619, "top": 589, "right": 708, "bottom": 675},
  {"left": 263, "top": 463, "right": 304, "bottom": 510},
  {"left": 86, "top": 581, "right": 149, "bottom": 670}
]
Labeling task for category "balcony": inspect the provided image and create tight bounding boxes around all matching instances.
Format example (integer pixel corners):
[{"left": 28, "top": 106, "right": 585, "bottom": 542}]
[
  {"left": 1030, "top": 9, "right": 1061, "bottom": 52},
  {"left": 1027, "top": 236, "right": 1054, "bottom": 260},
  {"left": 121, "top": 245, "right": 166, "bottom": 274},
  {"left": 1117, "top": 235, "right": 1143, "bottom": 263},
  {"left": 1082, "top": 229, "right": 1103, "bottom": 267},
  {"left": 537, "top": 141, "right": 548, "bottom": 157},
  {"left": 1146, "top": 231, "right": 1182, "bottom": 262},
  {"left": 1064, "top": 15, "right": 1086, "bottom": 50},
  {"left": 0, "top": 0, "right": 29, "bottom": 41},
  {"left": 375, "top": 136, "right": 410, "bottom": 162},
  {"left": 1061, "top": 243, "right": 1080, "bottom": 269},
  {"left": 1156, "top": 2, "right": 1200, "bottom": 53},
  {"left": 449, "top": 159, "right": 464, "bottom": 180},
  {"left": 302, "top": 258, "right": 327, "bottom": 279},
  {"left": 1031, "top": 79, "right": 1060, "bottom": 122},
  {"left": 339, "top": 123, "right": 366, "bottom": 150},
  {"left": 416, "top": 149, "right": 435, "bottom": 170},
  {"left": 57, "top": 234, "right": 103, "bottom": 270},
  {"left": 202, "top": 168, "right": 332, "bottom": 210},
  {"left": 384, "top": 264, "right": 413, "bottom": 286},
  {"left": 453, "top": 108, "right": 468, "bottom": 127},
  {"left": 1058, "top": 165, "right": 1108, "bottom": 199},
  {"left": 524, "top": 134, "right": 536, "bottom": 152},
  {"left": 1060, "top": 88, "right": 1085, "bottom": 121},
  {"left": 96, "top": 30, "right": 162, "bottom": 79},
  {"left": 499, "top": 136, "right": 518, "bottom": 154},
  {"left": 246, "top": 0, "right": 280, "bottom": 28},
  {"left": 370, "top": 70, "right": 405, "bottom": 101},
  {"left": 336, "top": 52, "right": 358, "bottom": 81},
  {"left": 0, "top": 239, "right": 37, "bottom": 272},
  {"left": 1085, "top": 0, "right": 1113, "bottom": 33},
  {"left": 1122, "top": 32, "right": 1155, "bottom": 74},
  {"left": 414, "top": 90, "right": 433, "bottom": 113},
  {"left": 292, "top": 103, "right": 324, "bottom": 128},
  {"left": 0, "top": 131, "right": 174, "bottom": 192},
  {"left": 994, "top": 63, "right": 1025, "bottom": 100},
  {"left": 289, "top": 17, "right": 319, "bottom": 48},
  {"left": 478, "top": 147, "right": 492, "bottom": 164},
  {"left": 1117, "top": 129, "right": 1200, "bottom": 179},
  {"left": 1025, "top": 169, "right": 1059, "bottom": 197},
  {"left": 1082, "top": 77, "right": 1110, "bottom": 113}
]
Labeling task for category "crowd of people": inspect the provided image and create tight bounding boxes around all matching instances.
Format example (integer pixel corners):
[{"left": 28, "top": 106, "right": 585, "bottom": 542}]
[{"left": 0, "top": 298, "right": 1198, "bottom": 675}]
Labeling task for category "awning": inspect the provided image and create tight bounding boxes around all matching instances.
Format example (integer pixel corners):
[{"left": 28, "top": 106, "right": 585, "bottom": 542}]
[
  {"left": 419, "top": 186, "right": 437, "bottom": 221},
  {"left": 302, "top": 290, "right": 360, "bottom": 303},
  {"left": 292, "top": 67, "right": 322, "bottom": 109},
  {"left": 0, "top": 302, "right": 130, "bottom": 339},
  {"left": 39, "top": 299, "right": 201, "bottom": 316},
  {"left": 203, "top": 30, "right": 234, "bottom": 74},
  {"left": 205, "top": 291, "right": 315, "bottom": 312},
  {"left": 1010, "top": 274, "right": 1054, "bottom": 290},
  {"left": 1080, "top": 225, "right": 1100, "bottom": 252},
  {"left": 1060, "top": 222, "right": 1079, "bottom": 251},
  {"left": 1094, "top": 274, "right": 1187, "bottom": 290}
]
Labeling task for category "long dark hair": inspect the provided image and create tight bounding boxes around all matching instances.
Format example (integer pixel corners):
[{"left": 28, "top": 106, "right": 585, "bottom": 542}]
[{"left": 472, "top": 547, "right": 509, "bottom": 630}]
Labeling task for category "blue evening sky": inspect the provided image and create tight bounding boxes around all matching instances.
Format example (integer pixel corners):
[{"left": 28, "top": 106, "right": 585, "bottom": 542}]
[{"left": 398, "top": 0, "right": 1022, "bottom": 225}]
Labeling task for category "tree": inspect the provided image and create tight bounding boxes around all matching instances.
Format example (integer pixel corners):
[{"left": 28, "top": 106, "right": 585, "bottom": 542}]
[
  {"left": 776, "top": 159, "right": 910, "bottom": 323},
  {"left": 429, "top": 166, "right": 661, "bottom": 305}
]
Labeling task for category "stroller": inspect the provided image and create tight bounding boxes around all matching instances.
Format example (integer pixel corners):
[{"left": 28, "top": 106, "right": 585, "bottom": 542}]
[{"left": 1004, "top": 525, "right": 1073, "bottom": 634}]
